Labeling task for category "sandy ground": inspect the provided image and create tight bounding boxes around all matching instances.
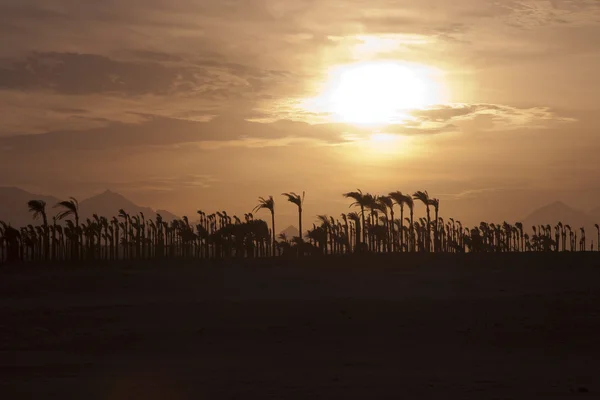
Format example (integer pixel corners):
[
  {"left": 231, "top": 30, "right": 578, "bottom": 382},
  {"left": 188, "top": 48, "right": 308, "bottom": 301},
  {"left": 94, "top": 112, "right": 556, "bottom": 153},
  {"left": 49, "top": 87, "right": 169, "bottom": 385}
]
[{"left": 1, "top": 254, "right": 600, "bottom": 399}]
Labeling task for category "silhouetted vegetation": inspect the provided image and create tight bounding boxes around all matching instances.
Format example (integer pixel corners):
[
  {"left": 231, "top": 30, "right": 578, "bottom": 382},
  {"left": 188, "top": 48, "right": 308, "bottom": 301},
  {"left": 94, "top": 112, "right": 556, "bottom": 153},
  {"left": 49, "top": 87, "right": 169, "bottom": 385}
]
[{"left": 0, "top": 189, "right": 597, "bottom": 265}]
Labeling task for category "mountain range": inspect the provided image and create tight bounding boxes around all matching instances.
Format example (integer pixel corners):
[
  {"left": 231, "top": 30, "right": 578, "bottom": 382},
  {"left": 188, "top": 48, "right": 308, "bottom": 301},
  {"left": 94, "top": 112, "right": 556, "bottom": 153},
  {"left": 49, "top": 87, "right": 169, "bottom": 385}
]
[
  {"left": 0, "top": 187, "right": 178, "bottom": 227},
  {"left": 520, "top": 201, "right": 600, "bottom": 241},
  {"left": 2, "top": 187, "right": 600, "bottom": 237}
]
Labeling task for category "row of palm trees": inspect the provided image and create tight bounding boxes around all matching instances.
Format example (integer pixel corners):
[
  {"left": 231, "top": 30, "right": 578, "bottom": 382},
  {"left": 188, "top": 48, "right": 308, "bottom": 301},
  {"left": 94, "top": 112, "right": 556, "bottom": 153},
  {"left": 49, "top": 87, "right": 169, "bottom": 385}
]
[{"left": 1, "top": 189, "right": 599, "bottom": 264}]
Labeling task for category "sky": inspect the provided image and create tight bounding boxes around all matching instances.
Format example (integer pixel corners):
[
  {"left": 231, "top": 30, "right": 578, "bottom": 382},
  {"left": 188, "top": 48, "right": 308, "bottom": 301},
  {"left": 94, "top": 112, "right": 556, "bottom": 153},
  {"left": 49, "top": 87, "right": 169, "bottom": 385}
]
[{"left": 1, "top": 0, "right": 600, "bottom": 228}]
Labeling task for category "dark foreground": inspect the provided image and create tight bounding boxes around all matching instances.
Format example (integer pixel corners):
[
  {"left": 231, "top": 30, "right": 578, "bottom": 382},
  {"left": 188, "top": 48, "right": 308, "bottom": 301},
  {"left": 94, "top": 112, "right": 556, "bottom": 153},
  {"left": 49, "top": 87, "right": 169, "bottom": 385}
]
[{"left": 2, "top": 254, "right": 600, "bottom": 399}]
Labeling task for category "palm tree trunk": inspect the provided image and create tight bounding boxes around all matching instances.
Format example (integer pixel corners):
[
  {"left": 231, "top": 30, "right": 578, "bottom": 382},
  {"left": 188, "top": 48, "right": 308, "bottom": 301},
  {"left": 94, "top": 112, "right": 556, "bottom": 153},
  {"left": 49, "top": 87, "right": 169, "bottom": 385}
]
[
  {"left": 425, "top": 206, "right": 431, "bottom": 252},
  {"left": 409, "top": 208, "right": 414, "bottom": 252},
  {"left": 360, "top": 206, "right": 366, "bottom": 247},
  {"left": 434, "top": 208, "right": 439, "bottom": 252},
  {"left": 271, "top": 211, "right": 276, "bottom": 257},
  {"left": 399, "top": 206, "right": 404, "bottom": 252},
  {"left": 298, "top": 207, "right": 303, "bottom": 242}
]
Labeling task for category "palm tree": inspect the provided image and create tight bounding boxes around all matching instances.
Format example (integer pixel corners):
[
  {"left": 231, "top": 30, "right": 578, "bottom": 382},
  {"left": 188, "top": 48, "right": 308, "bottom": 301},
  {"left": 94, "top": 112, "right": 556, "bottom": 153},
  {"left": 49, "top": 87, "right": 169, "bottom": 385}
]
[
  {"left": 389, "top": 192, "right": 413, "bottom": 252},
  {"left": 595, "top": 224, "right": 599, "bottom": 252},
  {"left": 55, "top": 197, "right": 80, "bottom": 260},
  {"left": 282, "top": 192, "right": 305, "bottom": 242},
  {"left": 253, "top": 196, "right": 276, "bottom": 257},
  {"left": 27, "top": 200, "right": 49, "bottom": 261},
  {"left": 428, "top": 198, "right": 440, "bottom": 252},
  {"left": 118, "top": 209, "right": 129, "bottom": 259},
  {"left": 413, "top": 191, "right": 431, "bottom": 252},
  {"left": 515, "top": 222, "right": 524, "bottom": 252},
  {"left": 340, "top": 213, "right": 351, "bottom": 253},
  {"left": 2, "top": 223, "right": 20, "bottom": 263},
  {"left": 343, "top": 189, "right": 370, "bottom": 247},
  {"left": 347, "top": 212, "right": 361, "bottom": 252},
  {"left": 377, "top": 195, "right": 394, "bottom": 252},
  {"left": 317, "top": 215, "right": 332, "bottom": 254},
  {"left": 278, "top": 232, "right": 289, "bottom": 243}
]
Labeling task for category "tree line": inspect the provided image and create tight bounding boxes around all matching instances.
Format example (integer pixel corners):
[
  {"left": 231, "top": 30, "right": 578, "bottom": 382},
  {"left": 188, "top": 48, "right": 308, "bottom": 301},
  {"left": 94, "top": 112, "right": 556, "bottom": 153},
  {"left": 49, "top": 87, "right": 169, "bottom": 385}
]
[{"left": 1, "top": 190, "right": 598, "bottom": 264}]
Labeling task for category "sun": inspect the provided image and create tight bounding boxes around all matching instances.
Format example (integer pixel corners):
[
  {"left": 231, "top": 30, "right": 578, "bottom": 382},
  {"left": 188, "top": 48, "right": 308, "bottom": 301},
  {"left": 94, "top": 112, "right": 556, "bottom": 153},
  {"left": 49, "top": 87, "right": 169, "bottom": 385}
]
[{"left": 317, "top": 61, "right": 442, "bottom": 125}]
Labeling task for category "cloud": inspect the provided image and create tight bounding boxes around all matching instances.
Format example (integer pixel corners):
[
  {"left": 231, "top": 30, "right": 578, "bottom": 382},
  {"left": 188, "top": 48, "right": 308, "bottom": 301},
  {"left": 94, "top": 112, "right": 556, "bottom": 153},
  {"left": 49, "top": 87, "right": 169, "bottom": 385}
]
[
  {"left": 0, "top": 1, "right": 594, "bottom": 138},
  {"left": 0, "top": 0, "right": 596, "bottom": 209},
  {"left": 0, "top": 115, "right": 350, "bottom": 152},
  {"left": 406, "top": 103, "right": 575, "bottom": 132},
  {"left": 498, "top": 0, "right": 600, "bottom": 29},
  {"left": 0, "top": 51, "right": 289, "bottom": 98},
  {"left": 0, "top": 101, "right": 575, "bottom": 154}
]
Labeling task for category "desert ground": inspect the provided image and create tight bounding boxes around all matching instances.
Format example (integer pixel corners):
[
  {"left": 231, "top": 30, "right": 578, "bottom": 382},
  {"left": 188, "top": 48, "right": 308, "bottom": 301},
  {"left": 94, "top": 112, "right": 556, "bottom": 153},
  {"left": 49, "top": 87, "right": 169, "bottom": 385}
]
[{"left": 1, "top": 254, "right": 600, "bottom": 399}]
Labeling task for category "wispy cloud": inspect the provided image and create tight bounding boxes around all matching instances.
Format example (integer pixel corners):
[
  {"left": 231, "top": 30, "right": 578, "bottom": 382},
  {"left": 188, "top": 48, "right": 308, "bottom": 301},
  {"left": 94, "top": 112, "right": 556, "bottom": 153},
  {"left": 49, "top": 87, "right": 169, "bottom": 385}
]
[{"left": 498, "top": 0, "right": 600, "bottom": 28}]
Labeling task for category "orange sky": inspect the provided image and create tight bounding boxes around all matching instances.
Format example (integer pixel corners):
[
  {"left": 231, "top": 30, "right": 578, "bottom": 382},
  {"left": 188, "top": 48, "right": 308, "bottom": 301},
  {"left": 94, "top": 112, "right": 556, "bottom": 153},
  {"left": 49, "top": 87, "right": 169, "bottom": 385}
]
[{"left": 1, "top": 0, "right": 600, "bottom": 228}]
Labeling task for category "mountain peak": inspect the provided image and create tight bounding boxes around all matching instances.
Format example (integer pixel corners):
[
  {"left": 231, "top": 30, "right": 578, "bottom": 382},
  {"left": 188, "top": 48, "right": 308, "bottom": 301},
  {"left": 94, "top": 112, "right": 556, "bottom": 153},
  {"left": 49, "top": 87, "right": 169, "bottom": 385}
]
[
  {"left": 545, "top": 200, "right": 569, "bottom": 209},
  {"left": 86, "top": 189, "right": 132, "bottom": 203},
  {"left": 0, "top": 187, "right": 181, "bottom": 227},
  {"left": 522, "top": 200, "right": 595, "bottom": 232},
  {"left": 280, "top": 225, "right": 300, "bottom": 237}
]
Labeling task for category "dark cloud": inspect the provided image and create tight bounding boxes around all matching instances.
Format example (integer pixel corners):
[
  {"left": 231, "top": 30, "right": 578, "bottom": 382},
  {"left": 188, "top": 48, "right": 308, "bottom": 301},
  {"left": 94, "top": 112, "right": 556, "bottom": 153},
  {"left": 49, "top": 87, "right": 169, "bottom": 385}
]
[
  {"left": 0, "top": 3, "right": 69, "bottom": 21},
  {"left": 0, "top": 52, "right": 289, "bottom": 98},
  {"left": 0, "top": 115, "right": 349, "bottom": 152},
  {"left": 0, "top": 52, "right": 186, "bottom": 95}
]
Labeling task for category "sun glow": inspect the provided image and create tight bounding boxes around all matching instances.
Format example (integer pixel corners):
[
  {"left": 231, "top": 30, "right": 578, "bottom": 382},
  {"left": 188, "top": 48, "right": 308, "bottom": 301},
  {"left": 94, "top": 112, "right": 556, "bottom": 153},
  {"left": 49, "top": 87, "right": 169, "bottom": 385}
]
[
  {"left": 367, "top": 132, "right": 407, "bottom": 154},
  {"left": 311, "top": 61, "right": 444, "bottom": 125}
]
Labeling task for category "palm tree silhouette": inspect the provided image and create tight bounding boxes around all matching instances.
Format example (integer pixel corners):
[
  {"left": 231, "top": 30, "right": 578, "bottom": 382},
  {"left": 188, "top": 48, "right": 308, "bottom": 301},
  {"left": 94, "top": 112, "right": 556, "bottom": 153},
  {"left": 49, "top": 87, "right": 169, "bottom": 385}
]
[
  {"left": 389, "top": 192, "right": 413, "bottom": 252},
  {"left": 118, "top": 209, "right": 129, "bottom": 259},
  {"left": 344, "top": 190, "right": 370, "bottom": 248},
  {"left": 413, "top": 191, "right": 431, "bottom": 252},
  {"left": 347, "top": 212, "right": 361, "bottom": 252},
  {"left": 316, "top": 215, "right": 332, "bottom": 254},
  {"left": 55, "top": 197, "right": 80, "bottom": 260},
  {"left": 253, "top": 196, "right": 276, "bottom": 257},
  {"left": 377, "top": 195, "right": 394, "bottom": 252},
  {"left": 428, "top": 198, "right": 440, "bottom": 252},
  {"left": 4, "top": 186, "right": 595, "bottom": 263},
  {"left": 282, "top": 192, "right": 305, "bottom": 243},
  {"left": 27, "top": 200, "right": 49, "bottom": 261}
]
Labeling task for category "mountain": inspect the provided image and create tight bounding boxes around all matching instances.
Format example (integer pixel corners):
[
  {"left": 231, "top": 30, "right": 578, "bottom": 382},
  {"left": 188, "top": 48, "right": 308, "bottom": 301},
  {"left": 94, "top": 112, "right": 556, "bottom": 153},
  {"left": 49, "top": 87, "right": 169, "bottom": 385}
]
[
  {"left": 77, "top": 190, "right": 180, "bottom": 222},
  {"left": 0, "top": 187, "right": 61, "bottom": 227},
  {"left": 155, "top": 209, "right": 180, "bottom": 222},
  {"left": 279, "top": 225, "right": 300, "bottom": 239},
  {"left": 522, "top": 201, "right": 597, "bottom": 234},
  {"left": 0, "top": 187, "right": 179, "bottom": 227},
  {"left": 79, "top": 190, "right": 149, "bottom": 219}
]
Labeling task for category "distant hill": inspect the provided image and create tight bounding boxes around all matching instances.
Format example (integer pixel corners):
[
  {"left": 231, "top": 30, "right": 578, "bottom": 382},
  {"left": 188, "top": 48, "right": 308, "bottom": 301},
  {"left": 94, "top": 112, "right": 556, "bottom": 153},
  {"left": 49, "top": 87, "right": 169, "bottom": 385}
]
[
  {"left": 521, "top": 201, "right": 598, "bottom": 235},
  {"left": 78, "top": 190, "right": 178, "bottom": 221},
  {"left": 155, "top": 209, "right": 180, "bottom": 222},
  {"left": 279, "top": 225, "right": 300, "bottom": 239},
  {"left": 0, "top": 187, "right": 179, "bottom": 227},
  {"left": 0, "top": 187, "right": 61, "bottom": 227}
]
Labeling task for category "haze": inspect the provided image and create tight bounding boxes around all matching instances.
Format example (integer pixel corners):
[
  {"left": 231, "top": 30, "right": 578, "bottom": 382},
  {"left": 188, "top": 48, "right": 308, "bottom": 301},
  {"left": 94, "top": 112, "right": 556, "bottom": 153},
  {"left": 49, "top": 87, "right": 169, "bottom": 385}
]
[{"left": 1, "top": 0, "right": 600, "bottom": 228}]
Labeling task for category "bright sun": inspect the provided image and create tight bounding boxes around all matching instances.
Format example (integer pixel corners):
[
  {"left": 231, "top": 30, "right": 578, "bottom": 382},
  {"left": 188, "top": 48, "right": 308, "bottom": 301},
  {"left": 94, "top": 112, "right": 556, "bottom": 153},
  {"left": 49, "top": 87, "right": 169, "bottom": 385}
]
[{"left": 319, "top": 61, "right": 442, "bottom": 125}]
